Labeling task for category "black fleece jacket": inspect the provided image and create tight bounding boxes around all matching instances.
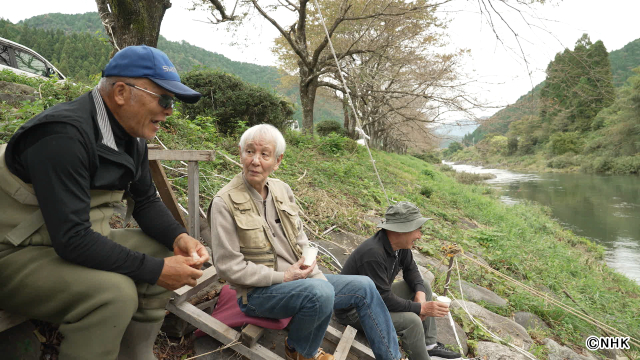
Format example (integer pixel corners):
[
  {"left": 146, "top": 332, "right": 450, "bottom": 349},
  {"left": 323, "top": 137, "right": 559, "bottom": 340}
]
[{"left": 339, "top": 229, "right": 427, "bottom": 314}]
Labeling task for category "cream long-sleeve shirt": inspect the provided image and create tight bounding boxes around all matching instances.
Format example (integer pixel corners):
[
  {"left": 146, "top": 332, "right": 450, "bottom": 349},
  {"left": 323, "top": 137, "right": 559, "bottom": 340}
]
[{"left": 210, "top": 175, "right": 325, "bottom": 296}]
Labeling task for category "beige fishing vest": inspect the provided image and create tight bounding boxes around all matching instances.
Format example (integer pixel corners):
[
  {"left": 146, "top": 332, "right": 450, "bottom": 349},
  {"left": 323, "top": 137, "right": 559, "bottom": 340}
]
[
  {"left": 0, "top": 144, "right": 124, "bottom": 253},
  {"left": 213, "top": 173, "right": 303, "bottom": 270}
]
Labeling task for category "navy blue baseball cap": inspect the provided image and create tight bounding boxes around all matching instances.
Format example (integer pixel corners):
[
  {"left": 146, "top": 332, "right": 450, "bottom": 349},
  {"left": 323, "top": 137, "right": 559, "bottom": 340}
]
[{"left": 102, "top": 45, "right": 201, "bottom": 104}]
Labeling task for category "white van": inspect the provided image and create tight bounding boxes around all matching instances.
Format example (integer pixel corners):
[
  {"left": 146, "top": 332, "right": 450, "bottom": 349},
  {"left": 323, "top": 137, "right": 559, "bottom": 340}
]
[{"left": 0, "top": 37, "right": 66, "bottom": 80}]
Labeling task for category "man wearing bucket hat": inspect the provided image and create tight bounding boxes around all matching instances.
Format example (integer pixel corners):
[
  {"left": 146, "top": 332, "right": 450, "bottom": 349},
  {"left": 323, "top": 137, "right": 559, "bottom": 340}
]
[
  {"left": 336, "top": 202, "right": 461, "bottom": 360},
  {"left": 0, "top": 45, "right": 208, "bottom": 359}
]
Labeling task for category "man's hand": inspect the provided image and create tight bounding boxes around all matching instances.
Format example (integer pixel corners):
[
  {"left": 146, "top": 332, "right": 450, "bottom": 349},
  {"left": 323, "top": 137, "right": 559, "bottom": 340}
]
[
  {"left": 420, "top": 301, "right": 450, "bottom": 319},
  {"left": 156, "top": 255, "right": 204, "bottom": 290},
  {"left": 414, "top": 291, "right": 427, "bottom": 304},
  {"left": 283, "top": 257, "right": 315, "bottom": 282},
  {"left": 173, "top": 233, "right": 209, "bottom": 269}
]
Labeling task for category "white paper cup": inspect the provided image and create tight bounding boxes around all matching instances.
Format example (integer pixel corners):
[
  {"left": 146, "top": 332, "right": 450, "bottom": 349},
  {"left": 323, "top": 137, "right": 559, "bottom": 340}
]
[
  {"left": 436, "top": 295, "right": 451, "bottom": 307},
  {"left": 302, "top": 247, "right": 318, "bottom": 266}
]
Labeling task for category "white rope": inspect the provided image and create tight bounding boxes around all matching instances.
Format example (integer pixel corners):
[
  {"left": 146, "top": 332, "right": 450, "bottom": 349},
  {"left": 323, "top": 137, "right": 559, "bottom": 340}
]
[
  {"left": 452, "top": 258, "right": 539, "bottom": 360},
  {"left": 310, "top": 241, "right": 343, "bottom": 270},
  {"left": 311, "top": 0, "right": 390, "bottom": 207},
  {"left": 460, "top": 253, "right": 639, "bottom": 346},
  {"left": 447, "top": 311, "right": 464, "bottom": 356}
]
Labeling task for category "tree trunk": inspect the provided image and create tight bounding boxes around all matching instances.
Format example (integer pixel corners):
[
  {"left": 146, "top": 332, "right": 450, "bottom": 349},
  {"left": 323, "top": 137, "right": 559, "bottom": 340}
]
[
  {"left": 95, "top": 0, "right": 172, "bottom": 56},
  {"left": 299, "top": 68, "right": 318, "bottom": 134}
]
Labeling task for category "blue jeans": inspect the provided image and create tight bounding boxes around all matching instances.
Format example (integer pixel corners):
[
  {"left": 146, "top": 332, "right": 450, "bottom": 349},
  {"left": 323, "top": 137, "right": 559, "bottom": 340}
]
[{"left": 238, "top": 274, "right": 402, "bottom": 360}]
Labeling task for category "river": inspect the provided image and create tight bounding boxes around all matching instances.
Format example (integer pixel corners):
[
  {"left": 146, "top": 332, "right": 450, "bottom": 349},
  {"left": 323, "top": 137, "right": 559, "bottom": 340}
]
[{"left": 444, "top": 162, "right": 640, "bottom": 285}]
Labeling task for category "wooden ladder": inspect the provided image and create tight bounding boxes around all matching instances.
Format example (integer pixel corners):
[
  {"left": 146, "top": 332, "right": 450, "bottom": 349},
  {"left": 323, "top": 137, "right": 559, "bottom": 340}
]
[{"left": 150, "top": 146, "right": 374, "bottom": 360}]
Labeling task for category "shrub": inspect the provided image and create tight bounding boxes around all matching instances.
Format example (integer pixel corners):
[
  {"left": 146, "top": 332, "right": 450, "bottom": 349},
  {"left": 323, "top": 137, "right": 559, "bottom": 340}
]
[
  {"left": 489, "top": 135, "right": 509, "bottom": 155},
  {"left": 454, "top": 172, "right": 496, "bottom": 185},
  {"left": 180, "top": 68, "right": 294, "bottom": 135},
  {"left": 442, "top": 141, "right": 463, "bottom": 157},
  {"left": 547, "top": 154, "right": 577, "bottom": 169},
  {"left": 318, "top": 133, "right": 357, "bottom": 155},
  {"left": 415, "top": 151, "right": 441, "bottom": 164},
  {"left": 549, "top": 132, "right": 582, "bottom": 156},
  {"left": 421, "top": 168, "right": 437, "bottom": 178},
  {"left": 420, "top": 185, "right": 434, "bottom": 198},
  {"left": 507, "top": 136, "right": 518, "bottom": 155},
  {"left": 440, "top": 164, "right": 455, "bottom": 172},
  {"left": 611, "top": 156, "right": 640, "bottom": 174},
  {"left": 316, "top": 119, "right": 344, "bottom": 137}
]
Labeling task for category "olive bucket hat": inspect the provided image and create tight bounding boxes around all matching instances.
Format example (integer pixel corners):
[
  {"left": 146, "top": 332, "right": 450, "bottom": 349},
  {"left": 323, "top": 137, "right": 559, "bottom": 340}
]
[{"left": 377, "top": 201, "right": 432, "bottom": 233}]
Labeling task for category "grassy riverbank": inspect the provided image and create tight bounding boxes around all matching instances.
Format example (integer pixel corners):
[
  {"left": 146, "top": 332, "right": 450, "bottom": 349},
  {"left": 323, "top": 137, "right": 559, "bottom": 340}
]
[
  {"left": 1, "top": 73, "right": 638, "bottom": 358},
  {"left": 156, "top": 117, "right": 640, "bottom": 358}
]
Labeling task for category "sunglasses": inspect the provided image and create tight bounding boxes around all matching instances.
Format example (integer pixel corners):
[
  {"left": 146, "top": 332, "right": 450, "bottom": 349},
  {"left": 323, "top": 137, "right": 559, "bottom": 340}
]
[{"left": 120, "top": 82, "right": 176, "bottom": 109}]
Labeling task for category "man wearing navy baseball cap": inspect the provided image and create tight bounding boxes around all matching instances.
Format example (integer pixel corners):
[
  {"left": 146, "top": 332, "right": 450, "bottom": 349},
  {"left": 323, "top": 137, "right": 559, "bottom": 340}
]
[{"left": 0, "top": 45, "right": 207, "bottom": 359}]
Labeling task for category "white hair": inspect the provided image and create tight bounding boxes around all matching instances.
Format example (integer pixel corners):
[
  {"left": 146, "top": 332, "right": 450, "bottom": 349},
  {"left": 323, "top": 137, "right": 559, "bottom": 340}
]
[
  {"left": 239, "top": 124, "right": 286, "bottom": 158},
  {"left": 97, "top": 76, "right": 138, "bottom": 103}
]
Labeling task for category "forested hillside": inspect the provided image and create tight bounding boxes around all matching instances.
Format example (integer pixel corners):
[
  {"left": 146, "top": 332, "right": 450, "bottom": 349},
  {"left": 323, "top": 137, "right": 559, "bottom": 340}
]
[
  {"left": 451, "top": 34, "right": 640, "bottom": 175},
  {"left": 1, "top": 12, "right": 342, "bottom": 125},
  {"left": 463, "top": 35, "right": 640, "bottom": 146}
]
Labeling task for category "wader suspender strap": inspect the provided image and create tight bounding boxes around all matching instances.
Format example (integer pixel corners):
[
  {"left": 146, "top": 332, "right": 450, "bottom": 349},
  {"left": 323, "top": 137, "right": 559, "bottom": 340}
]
[
  {"left": 5, "top": 207, "right": 45, "bottom": 246},
  {"left": 91, "top": 87, "right": 118, "bottom": 151}
]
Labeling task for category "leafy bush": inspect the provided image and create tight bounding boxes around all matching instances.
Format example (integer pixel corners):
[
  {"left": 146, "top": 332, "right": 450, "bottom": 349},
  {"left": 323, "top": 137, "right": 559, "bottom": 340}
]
[
  {"left": 507, "top": 136, "right": 518, "bottom": 155},
  {"left": 518, "top": 136, "right": 538, "bottom": 155},
  {"left": 549, "top": 132, "right": 582, "bottom": 156},
  {"left": 414, "top": 151, "right": 441, "bottom": 164},
  {"left": 420, "top": 185, "right": 434, "bottom": 198},
  {"left": 611, "top": 156, "right": 640, "bottom": 174},
  {"left": 442, "top": 141, "right": 463, "bottom": 157},
  {"left": 317, "top": 133, "right": 357, "bottom": 156},
  {"left": 421, "top": 168, "right": 437, "bottom": 178},
  {"left": 454, "top": 171, "right": 496, "bottom": 185},
  {"left": 488, "top": 135, "right": 509, "bottom": 155},
  {"left": 316, "top": 119, "right": 344, "bottom": 137},
  {"left": 440, "top": 164, "right": 455, "bottom": 172},
  {"left": 180, "top": 68, "right": 294, "bottom": 135},
  {"left": 1, "top": 70, "right": 92, "bottom": 143},
  {"left": 547, "top": 154, "right": 577, "bottom": 169},
  {"left": 284, "top": 130, "right": 315, "bottom": 149}
]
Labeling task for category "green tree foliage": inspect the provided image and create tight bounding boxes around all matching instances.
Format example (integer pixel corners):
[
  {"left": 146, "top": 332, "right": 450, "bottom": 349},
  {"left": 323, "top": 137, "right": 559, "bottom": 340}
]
[
  {"left": 0, "top": 19, "right": 111, "bottom": 83},
  {"left": 540, "top": 34, "right": 615, "bottom": 132},
  {"left": 180, "top": 68, "right": 294, "bottom": 135},
  {"left": 19, "top": 12, "right": 105, "bottom": 34},
  {"left": 442, "top": 141, "right": 463, "bottom": 157},
  {"left": 549, "top": 132, "right": 582, "bottom": 155},
  {"left": 609, "top": 38, "right": 640, "bottom": 87},
  {"left": 583, "top": 68, "right": 640, "bottom": 159},
  {"left": 315, "top": 119, "right": 344, "bottom": 137}
]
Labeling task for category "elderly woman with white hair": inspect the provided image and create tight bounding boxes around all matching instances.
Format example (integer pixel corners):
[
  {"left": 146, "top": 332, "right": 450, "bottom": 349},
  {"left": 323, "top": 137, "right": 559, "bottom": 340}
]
[{"left": 208, "top": 124, "right": 403, "bottom": 360}]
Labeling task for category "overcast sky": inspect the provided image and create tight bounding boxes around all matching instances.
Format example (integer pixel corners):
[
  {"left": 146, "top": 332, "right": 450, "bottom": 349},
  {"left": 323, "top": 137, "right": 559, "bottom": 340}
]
[{"left": 2, "top": 0, "right": 639, "bottom": 120}]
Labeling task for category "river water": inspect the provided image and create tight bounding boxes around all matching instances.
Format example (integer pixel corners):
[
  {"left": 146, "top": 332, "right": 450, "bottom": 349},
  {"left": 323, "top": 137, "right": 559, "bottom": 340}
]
[{"left": 444, "top": 162, "right": 640, "bottom": 285}]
